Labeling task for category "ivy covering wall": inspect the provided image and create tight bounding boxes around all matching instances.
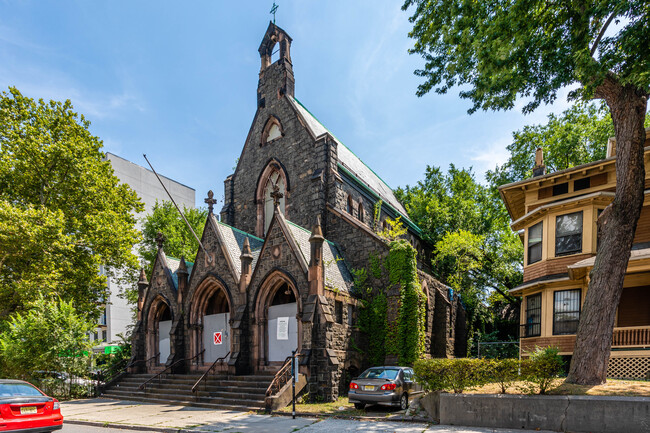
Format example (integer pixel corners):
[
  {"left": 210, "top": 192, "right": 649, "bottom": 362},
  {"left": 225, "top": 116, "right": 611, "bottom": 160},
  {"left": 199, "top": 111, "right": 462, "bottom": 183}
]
[{"left": 356, "top": 238, "right": 426, "bottom": 366}]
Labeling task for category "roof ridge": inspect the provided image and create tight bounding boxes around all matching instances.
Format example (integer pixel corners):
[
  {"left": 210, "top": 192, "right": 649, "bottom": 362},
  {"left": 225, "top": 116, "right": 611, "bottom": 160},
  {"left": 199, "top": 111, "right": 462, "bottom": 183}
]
[
  {"left": 216, "top": 219, "right": 264, "bottom": 242},
  {"left": 285, "top": 218, "right": 337, "bottom": 246},
  {"left": 292, "top": 96, "right": 399, "bottom": 195}
]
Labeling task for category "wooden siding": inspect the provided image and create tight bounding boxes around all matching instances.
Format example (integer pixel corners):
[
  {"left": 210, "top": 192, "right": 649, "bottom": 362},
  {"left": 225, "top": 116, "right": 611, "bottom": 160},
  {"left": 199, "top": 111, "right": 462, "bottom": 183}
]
[
  {"left": 521, "top": 335, "right": 576, "bottom": 353},
  {"left": 523, "top": 253, "right": 593, "bottom": 282},
  {"left": 617, "top": 285, "right": 650, "bottom": 327},
  {"left": 632, "top": 207, "right": 650, "bottom": 244}
]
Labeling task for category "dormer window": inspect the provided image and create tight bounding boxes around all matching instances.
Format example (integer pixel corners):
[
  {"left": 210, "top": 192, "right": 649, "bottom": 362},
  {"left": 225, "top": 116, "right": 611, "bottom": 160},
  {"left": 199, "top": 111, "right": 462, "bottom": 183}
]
[
  {"left": 528, "top": 221, "right": 543, "bottom": 265},
  {"left": 555, "top": 211, "right": 583, "bottom": 256}
]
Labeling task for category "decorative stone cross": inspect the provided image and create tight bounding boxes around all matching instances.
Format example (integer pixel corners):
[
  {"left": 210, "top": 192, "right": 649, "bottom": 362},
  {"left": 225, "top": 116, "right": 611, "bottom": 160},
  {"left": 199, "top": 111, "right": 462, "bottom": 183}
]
[
  {"left": 205, "top": 190, "right": 217, "bottom": 214},
  {"left": 155, "top": 232, "right": 165, "bottom": 249},
  {"left": 270, "top": 2, "right": 279, "bottom": 24},
  {"left": 270, "top": 182, "right": 284, "bottom": 207}
]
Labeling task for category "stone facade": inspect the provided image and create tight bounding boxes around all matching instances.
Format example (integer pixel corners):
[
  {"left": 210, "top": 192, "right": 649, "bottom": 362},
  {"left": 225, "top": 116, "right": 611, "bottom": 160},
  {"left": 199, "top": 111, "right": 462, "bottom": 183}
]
[{"left": 132, "top": 22, "right": 465, "bottom": 402}]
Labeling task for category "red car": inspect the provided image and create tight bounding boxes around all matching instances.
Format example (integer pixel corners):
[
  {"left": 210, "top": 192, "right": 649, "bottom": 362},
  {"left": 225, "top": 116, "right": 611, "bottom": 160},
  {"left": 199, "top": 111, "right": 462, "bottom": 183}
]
[{"left": 0, "top": 379, "right": 63, "bottom": 432}]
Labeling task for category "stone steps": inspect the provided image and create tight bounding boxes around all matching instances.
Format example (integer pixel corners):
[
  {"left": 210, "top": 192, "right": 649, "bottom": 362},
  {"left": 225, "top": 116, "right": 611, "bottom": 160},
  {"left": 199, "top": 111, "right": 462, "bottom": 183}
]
[{"left": 102, "top": 373, "right": 275, "bottom": 411}]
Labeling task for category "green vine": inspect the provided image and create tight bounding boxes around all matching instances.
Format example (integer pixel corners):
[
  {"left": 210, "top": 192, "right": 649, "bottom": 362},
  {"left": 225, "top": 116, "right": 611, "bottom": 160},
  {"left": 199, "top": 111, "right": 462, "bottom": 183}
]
[
  {"left": 387, "top": 239, "right": 426, "bottom": 364},
  {"left": 355, "top": 232, "right": 426, "bottom": 366},
  {"left": 373, "top": 199, "right": 383, "bottom": 230}
]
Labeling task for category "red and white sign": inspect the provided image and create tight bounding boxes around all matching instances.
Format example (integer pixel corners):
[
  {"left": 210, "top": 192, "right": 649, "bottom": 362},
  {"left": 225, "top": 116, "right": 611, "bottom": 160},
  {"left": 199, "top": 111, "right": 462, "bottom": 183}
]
[{"left": 213, "top": 332, "right": 222, "bottom": 345}]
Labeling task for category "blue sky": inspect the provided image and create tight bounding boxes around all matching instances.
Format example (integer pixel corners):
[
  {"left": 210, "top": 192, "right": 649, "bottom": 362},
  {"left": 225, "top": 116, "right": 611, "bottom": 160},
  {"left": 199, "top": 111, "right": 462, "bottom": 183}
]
[{"left": 0, "top": 0, "right": 575, "bottom": 208}]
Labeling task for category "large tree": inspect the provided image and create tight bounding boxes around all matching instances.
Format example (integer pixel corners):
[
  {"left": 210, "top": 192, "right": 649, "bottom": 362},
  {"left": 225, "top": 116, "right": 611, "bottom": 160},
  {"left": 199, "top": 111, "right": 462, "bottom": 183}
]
[
  {"left": 139, "top": 200, "right": 207, "bottom": 272},
  {"left": 403, "top": 0, "right": 649, "bottom": 384},
  {"left": 397, "top": 165, "right": 522, "bottom": 347},
  {"left": 0, "top": 87, "right": 142, "bottom": 320}
]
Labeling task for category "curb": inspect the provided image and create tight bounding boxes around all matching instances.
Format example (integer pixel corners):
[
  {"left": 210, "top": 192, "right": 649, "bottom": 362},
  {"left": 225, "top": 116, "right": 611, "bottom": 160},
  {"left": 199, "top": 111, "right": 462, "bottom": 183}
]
[
  {"left": 270, "top": 411, "right": 431, "bottom": 423},
  {"left": 65, "top": 419, "right": 208, "bottom": 433}
]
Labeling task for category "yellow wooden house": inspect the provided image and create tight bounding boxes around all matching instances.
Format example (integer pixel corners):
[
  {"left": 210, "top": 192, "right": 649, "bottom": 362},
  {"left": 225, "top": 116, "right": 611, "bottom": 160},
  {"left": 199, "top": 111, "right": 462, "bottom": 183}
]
[{"left": 500, "top": 129, "right": 650, "bottom": 379}]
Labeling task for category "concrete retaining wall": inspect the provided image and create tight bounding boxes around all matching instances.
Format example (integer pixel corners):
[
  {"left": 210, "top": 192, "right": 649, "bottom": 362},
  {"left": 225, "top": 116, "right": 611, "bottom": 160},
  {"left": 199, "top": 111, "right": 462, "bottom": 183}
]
[{"left": 421, "top": 392, "right": 650, "bottom": 433}]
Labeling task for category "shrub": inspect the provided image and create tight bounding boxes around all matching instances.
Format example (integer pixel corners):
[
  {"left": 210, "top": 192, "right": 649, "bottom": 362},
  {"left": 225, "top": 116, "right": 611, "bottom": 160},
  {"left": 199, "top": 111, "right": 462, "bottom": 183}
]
[
  {"left": 521, "top": 346, "right": 564, "bottom": 394},
  {"left": 488, "top": 358, "right": 520, "bottom": 394},
  {"left": 414, "top": 358, "right": 489, "bottom": 393}
]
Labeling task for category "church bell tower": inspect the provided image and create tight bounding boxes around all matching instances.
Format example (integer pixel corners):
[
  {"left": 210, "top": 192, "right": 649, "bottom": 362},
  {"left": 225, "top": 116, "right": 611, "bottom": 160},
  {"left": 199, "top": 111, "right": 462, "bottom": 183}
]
[{"left": 257, "top": 22, "right": 294, "bottom": 108}]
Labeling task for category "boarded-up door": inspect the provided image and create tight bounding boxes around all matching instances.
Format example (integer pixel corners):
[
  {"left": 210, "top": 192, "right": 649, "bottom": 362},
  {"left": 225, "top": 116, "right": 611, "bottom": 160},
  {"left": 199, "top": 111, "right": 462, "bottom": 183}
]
[
  {"left": 159, "top": 320, "right": 172, "bottom": 364},
  {"left": 203, "top": 312, "right": 230, "bottom": 363},
  {"left": 268, "top": 302, "right": 297, "bottom": 362}
]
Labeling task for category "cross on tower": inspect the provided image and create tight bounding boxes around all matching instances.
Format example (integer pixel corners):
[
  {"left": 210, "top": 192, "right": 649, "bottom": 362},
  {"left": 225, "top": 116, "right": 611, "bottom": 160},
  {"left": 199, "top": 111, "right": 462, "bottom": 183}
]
[
  {"left": 155, "top": 232, "right": 165, "bottom": 249},
  {"left": 270, "top": 2, "right": 279, "bottom": 24},
  {"left": 204, "top": 190, "right": 217, "bottom": 214},
  {"left": 270, "top": 182, "right": 284, "bottom": 207}
]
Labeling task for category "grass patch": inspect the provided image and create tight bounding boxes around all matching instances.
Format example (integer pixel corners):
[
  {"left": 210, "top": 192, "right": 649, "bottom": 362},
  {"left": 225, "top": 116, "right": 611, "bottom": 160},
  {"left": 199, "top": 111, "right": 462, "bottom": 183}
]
[
  {"left": 277, "top": 397, "right": 364, "bottom": 416},
  {"left": 465, "top": 379, "right": 650, "bottom": 396}
]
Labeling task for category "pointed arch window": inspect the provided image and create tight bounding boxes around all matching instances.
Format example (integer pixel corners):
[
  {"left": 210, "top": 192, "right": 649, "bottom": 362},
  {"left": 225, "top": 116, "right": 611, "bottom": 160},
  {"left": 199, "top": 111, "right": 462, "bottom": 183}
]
[
  {"left": 261, "top": 116, "right": 284, "bottom": 145},
  {"left": 264, "top": 170, "right": 285, "bottom": 235},
  {"left": 358, "top": 202, "right": 364, "bottom": 223}
]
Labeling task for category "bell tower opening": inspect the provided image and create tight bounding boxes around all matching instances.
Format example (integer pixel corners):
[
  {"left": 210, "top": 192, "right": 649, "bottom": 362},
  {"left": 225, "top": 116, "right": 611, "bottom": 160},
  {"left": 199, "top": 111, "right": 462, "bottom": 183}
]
[{"left": 257, "top": 22, "right": 295, "bottom": 103}]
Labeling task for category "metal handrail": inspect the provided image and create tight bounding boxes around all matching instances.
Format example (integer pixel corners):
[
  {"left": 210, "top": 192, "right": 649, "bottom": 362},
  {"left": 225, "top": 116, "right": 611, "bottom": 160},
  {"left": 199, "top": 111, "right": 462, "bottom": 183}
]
[
  {"left": 265, "top": 350, "right": 298, "bottom": 397},
  {"left": 191, "top": 352, "right": 230, "bottom": 393},
  {"left": 139, "top": 350, "right": 205, "bottom": 391},
  {"left": 98, "top": 352, "right": 159, "bottom": 393}
]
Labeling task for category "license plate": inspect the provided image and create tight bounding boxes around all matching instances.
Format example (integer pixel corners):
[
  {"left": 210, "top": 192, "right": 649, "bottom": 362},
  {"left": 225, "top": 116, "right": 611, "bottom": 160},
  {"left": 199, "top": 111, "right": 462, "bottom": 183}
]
[
  {"left": 20, "top": 406, "right": 37, "bottom": 415},
  {"left": 364, "top": 385, "right": 374, "bottom": 391}
]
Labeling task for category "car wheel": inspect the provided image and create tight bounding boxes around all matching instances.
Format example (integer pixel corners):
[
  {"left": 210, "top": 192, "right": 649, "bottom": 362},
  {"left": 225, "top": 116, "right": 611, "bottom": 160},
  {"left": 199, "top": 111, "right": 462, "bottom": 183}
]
[
  {"left": 354, "top": 403, "right": 366, "bottom": 410},
  {"left": 399, "top": 393, "right": 408, "bottom": 410}
]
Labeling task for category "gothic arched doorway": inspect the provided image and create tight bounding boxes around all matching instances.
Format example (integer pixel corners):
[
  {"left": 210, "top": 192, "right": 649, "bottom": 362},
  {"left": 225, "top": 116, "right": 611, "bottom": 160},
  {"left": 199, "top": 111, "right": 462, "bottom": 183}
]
[
  {"left": 254, "top": 271, "right": 301, "bottom": 369},
  {"left": 190, "top": 278, "right": 231, "bottom": 367},
  {"left": 146, "top": 296, "right": 172, "bottom": 367}
]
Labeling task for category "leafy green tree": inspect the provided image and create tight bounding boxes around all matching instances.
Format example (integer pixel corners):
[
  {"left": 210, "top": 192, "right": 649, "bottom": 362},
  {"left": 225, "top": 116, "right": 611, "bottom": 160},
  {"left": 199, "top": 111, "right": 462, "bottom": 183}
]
[
  {"left": 488, "top": 102, "right": 650, "bottom": 187},
  {"left": 0, "top": 295, "right": 95, "bottom": 379},
  {"left": 0, "top": 87, "right": 142, "bottom": 320},
  {"left": 403, "top": 0, "right": 650, "bottom": 385},
  {"left": 397, "top": 166, "right": 522, "bottom": 344},
  {"left": 139, "top": 200, "right": 208, "bottom": 272}
]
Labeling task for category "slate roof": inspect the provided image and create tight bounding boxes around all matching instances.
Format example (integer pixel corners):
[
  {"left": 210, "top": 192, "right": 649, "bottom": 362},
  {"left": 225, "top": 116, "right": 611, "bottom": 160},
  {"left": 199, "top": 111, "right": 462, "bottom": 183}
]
[
  {"left": 165, "top": 256, "right": 194, "bottom": 289},
  {"left": 210, "top": 215, "right": 264, "bottom": 277},
  {"left": 285, "top": 220, "right": 354, "bottom": 293},
  {"left": 286, "top": 95, "right": 417, "bottom": 228}
]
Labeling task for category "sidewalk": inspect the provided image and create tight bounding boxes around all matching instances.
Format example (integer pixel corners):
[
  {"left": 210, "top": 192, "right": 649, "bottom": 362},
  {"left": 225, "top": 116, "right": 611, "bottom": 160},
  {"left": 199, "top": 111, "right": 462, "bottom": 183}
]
[{"left": 61, "top": 398, "right": 556, "bottom": 433}]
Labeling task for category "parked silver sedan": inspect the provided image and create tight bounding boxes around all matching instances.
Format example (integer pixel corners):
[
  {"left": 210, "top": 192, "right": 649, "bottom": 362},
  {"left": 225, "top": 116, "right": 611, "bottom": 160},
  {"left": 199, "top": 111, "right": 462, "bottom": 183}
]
[{"left": 348, "top": 366, "right": 423, "bottom": 410}]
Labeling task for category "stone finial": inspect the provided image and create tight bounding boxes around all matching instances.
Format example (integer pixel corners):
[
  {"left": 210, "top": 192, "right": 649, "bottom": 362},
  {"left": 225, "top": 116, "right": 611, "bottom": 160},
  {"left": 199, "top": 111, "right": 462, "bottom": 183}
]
[
  {"left": 241, "top": 237, "right": 253, "bottom": 259},
  {"left": 532, "top": 147, "right": 546, "bottom": 177},
  {"left": 270, "top": 182, "right": 284, "bottom": 208},
  {"left": 205, "top": 190, "right": 217, "bottom": 214},
  {"left": 309, "top": 216, "right": 324, "bottom": 243},
  {"left": 155, "top": 232, "right": 165, "bottom": 249},
  {"left": 138, "top": 267, "right": 148, "bottom": 284},
  {"left": 178, "top": 256, "right": 188, "bottom": 275}
]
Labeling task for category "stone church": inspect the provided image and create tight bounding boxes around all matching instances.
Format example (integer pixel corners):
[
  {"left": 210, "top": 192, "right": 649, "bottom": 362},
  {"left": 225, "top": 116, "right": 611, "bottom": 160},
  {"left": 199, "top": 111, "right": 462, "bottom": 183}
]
[{"left": 131, "top": 22, "right": 465, "bottom": 401}]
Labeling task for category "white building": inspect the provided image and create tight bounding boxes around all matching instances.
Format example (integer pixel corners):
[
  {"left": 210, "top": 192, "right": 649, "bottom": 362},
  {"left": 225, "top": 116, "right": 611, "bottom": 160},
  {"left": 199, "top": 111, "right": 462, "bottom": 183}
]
[{"left": 92, "top": 153, "right": 195, "bottom": 347}]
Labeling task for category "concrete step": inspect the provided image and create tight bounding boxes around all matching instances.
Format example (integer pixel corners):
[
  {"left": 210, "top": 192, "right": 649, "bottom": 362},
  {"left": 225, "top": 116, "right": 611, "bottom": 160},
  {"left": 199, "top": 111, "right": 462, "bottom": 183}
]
[{"left": 103, "top": 373, "right": 273, "bottom": 410}]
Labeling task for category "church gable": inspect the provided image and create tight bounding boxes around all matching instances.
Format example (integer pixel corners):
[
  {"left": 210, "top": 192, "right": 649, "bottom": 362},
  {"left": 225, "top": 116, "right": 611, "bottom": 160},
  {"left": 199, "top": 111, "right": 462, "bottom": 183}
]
[
  {"left": 185, "top": 213, "right": 241, "bottom": 302},
  {"left": 248, "top": 211, "right": 310, "bottom": 299}
]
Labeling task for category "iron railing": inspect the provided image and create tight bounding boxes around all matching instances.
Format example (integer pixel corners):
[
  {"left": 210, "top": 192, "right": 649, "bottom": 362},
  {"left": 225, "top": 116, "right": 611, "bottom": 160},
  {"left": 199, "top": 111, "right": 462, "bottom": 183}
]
[
  {"left": 139, "top": 350, "right": 204, "bottom": 391},
  {"left": 265, "top": 350, "right": 299, "bottom": 397},
  {"left": 191, "top": 352, "right": 230, "bottom": 394}
]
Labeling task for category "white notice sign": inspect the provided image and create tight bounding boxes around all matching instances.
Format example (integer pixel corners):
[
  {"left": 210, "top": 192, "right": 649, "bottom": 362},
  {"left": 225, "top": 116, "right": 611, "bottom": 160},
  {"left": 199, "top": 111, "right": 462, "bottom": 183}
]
[{"left": 277, "top": 317, "right": 289, "bottom": 340}]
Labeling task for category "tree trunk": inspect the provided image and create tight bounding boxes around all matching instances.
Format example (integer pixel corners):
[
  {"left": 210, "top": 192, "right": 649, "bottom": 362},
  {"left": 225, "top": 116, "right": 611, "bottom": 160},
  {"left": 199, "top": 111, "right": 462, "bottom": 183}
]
[{"left": 566, "top": 79, "right": 648, "bottom": 385}]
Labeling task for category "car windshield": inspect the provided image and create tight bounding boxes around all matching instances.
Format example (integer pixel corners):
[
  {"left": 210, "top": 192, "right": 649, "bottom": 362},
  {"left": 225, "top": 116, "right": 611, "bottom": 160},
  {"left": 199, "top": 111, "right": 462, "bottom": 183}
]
[
  {"left": 0, "top": 383, "right": 44, "bottom": 397},
  {"left": 358, "top": 368, "right": 399, "bottom": 380}
]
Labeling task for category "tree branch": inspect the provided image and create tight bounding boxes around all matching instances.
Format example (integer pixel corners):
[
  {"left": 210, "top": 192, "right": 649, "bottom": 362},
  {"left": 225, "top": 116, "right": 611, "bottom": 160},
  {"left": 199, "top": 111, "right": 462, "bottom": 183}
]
[{"left": 590, "top": 13, "right": 616, "bottom": 57}]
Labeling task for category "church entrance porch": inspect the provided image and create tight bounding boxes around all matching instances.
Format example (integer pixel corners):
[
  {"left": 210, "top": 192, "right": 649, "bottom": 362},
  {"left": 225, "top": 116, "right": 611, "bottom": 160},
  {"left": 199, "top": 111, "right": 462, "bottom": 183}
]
[
  {"left": 254, "top": 272, "right": 301, "bottom": 372},
  {"left": 146, "top": 296, "right": 172, "bottom": 370},
  {"left": 190, "top": 277, "right": 232, "bottom": 371}
]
